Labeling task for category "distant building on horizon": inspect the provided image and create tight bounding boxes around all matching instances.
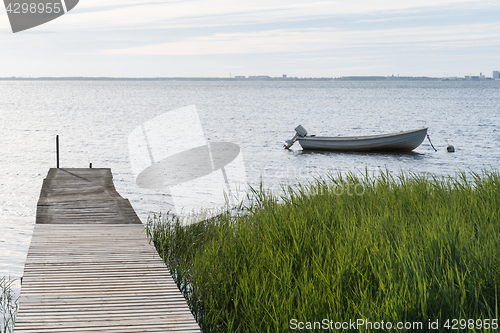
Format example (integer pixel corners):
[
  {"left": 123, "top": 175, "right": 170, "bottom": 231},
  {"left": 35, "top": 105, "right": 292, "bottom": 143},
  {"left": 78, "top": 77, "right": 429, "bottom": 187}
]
[
  {"left": 494, "top": 71, "right": 499, "bottom": 80},
  {"left": 465, "top": 73, "right": 487, "bottom": 81},
  {"left": 248, "top": 75, "right": 271, "bottom": 80}
]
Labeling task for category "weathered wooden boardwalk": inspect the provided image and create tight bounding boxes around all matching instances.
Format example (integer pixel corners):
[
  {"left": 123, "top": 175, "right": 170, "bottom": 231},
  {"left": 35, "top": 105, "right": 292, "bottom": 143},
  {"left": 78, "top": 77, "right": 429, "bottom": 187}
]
[{"left": 15, "top": 168, "right": 201, "bottom": 333}]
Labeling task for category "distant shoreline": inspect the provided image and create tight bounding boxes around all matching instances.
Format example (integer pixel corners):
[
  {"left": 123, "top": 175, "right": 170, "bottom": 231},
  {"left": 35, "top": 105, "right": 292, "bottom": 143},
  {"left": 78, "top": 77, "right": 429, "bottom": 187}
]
[
  {"left": 0, "top": 76, "right": 495, "bottom": 81},
  {"left": 0, "top": 76, "right": 332, "bottom": 81}
]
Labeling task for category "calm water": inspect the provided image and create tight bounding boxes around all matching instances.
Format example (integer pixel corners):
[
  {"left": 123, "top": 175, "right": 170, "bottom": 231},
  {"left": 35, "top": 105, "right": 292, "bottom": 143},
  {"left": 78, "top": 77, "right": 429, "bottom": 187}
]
[{"left": 1, "top": 80, "right": 499, "bottom": 283}]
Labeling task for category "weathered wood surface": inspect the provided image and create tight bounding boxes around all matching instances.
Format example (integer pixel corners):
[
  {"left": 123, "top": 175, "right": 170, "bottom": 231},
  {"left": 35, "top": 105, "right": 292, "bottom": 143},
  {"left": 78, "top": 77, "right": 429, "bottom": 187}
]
[
  {"left": 15, "top": 169, "right": 200, "bottom": 332},
  {"left": 36, "top": 168, "right": 141, "bottom": 224}
]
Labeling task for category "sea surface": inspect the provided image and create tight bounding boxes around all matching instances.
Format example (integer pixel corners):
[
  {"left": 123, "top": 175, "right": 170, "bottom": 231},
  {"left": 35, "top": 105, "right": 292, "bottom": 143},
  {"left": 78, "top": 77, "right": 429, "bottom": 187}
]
[{"left": 1, "top": 79, "right": 499, "bottom": 286}]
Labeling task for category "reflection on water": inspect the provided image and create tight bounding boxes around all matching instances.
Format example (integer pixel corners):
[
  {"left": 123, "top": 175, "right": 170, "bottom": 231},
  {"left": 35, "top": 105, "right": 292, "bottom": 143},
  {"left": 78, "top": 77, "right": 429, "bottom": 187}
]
[{"left": 295, "top": 149, "right": 426, "bottom": 158}]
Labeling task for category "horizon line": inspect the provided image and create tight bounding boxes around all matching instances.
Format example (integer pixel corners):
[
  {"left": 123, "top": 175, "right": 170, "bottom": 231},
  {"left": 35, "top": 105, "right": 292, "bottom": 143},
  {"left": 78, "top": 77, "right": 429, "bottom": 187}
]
[{"left": 0, "top": 75, "right": 496, "bottom": 81}]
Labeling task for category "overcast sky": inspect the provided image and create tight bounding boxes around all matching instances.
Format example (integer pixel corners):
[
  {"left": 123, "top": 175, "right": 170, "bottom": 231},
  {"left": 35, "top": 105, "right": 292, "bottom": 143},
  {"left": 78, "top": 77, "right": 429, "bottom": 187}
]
[{"left": 0, "top": 0, "right": 499, "bottom": 77}]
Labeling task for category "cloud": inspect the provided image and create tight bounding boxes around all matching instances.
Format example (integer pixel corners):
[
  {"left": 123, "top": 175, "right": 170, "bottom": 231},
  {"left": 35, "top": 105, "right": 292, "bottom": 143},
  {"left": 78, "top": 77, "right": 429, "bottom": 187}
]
[
  {"left": 1, "top": 0, "right": 497, "bottom": 77},
  {"left": 45, "top": 0, "right": 486, "bottom": 31},
  {"left": 101, "top": 23, "right": 500, "bottom": 56},
  {"left": 102, "top": 29, "right": 332, "bottom": 55}
]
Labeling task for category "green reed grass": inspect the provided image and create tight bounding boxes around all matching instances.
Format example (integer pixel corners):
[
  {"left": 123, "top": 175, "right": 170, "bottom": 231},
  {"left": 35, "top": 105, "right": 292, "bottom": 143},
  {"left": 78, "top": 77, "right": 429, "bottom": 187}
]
[
  {"left": 147, "top": 170, "right": 500, "bottom": 332},
  {"left": 1, "top": 277, "right": 17, "bottom": 333}
]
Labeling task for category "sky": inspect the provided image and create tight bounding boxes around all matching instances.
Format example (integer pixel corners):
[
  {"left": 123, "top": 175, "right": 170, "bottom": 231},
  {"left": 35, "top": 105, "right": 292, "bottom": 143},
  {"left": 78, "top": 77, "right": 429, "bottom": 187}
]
[{"left": 0, "top": 0, "right": 499, "bottom": 78}]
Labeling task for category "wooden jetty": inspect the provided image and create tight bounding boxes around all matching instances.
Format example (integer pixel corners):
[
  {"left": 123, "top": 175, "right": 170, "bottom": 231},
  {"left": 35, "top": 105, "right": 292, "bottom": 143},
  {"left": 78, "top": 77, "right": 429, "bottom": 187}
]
[{"left": 14, "top": 168, "right": 201, "bottom": 332}]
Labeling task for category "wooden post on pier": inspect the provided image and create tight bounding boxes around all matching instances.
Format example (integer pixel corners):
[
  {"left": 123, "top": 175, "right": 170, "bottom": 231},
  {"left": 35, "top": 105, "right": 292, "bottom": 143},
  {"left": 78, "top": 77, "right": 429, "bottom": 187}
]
[
  {"left": 56, "top": 135, "right": 59, "bottom": 168},
  {"left": 14, "top": 168, "right": 201, "bottom": 332}
]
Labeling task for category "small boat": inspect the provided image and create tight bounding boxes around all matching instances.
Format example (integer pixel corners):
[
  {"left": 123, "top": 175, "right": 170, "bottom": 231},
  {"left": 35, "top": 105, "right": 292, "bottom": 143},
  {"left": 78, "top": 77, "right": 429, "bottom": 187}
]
[{"left": 284, "top": 125, "right": 428, "bottom": 152}]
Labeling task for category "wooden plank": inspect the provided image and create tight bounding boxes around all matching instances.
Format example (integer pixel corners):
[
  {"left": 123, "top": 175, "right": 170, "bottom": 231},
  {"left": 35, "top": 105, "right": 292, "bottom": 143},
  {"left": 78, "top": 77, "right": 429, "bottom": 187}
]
[
  {"left": 36, "top": 168, "right": 141, "bottom": 224},
  {"left": 15, "top": 169, "right": 200, "bottom": 332}
]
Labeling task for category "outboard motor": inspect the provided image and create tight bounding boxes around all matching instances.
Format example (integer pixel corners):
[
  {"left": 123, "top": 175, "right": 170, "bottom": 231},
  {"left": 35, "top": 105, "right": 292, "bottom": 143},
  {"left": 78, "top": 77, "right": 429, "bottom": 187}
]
[{"left": 284, "top": 125, "right": 308, "bottom": 149}]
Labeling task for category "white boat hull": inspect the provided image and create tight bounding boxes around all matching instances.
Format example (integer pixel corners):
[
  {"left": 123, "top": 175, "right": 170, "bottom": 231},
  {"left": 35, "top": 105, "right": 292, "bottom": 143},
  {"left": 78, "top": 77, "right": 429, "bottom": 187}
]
[{"left": 297, "top": 128, "right": 428, "bottom": 152}]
